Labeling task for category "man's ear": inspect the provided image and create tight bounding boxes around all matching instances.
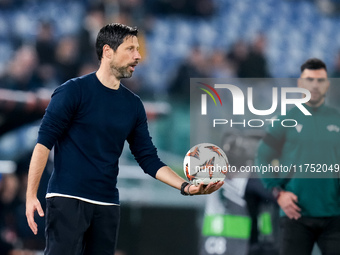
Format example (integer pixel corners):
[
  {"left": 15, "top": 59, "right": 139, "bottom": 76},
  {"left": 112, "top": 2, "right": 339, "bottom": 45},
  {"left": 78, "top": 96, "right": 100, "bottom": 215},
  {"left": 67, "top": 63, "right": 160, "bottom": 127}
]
[
  {"left": 103, "top": 44, "right": 113, "bottom": 60},
  {"left": 325, "top": 79, "right": 330, "bottom": 91}
]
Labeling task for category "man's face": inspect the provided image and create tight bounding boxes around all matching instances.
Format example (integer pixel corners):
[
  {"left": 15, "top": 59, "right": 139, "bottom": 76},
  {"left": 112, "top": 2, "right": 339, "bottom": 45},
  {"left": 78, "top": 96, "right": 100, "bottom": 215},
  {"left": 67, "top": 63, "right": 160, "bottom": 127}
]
[
  {"left": 110, "top": 36, "right": 141, "bottom": 79},
  {"left": 298, "top": 68, "right": 329, "bottom": 107}
]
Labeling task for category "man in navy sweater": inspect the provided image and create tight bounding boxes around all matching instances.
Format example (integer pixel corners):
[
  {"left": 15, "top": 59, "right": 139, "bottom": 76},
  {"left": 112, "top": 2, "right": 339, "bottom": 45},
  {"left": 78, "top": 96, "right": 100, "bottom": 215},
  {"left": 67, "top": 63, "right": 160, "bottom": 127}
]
[{"left": 25, "top": 23, "right": 223, "bottom": 255}]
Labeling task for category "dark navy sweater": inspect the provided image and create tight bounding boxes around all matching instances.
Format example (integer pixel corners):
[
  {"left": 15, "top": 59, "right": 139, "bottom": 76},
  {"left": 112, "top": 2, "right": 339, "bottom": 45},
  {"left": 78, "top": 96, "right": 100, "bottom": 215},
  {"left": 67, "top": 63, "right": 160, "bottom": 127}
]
[{"left": 37, "top": 72, "right": 166, "bottom": 204}]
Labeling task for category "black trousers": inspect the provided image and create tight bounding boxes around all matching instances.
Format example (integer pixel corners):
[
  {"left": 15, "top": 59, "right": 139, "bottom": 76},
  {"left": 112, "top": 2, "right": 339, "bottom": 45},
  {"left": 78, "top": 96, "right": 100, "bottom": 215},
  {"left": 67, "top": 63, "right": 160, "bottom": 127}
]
[
  {"left": 45, "top": 197, "right": 120, "bottom": 255},
  {"left": 280, "top": 216, "right": 340, "bottom": 255}
]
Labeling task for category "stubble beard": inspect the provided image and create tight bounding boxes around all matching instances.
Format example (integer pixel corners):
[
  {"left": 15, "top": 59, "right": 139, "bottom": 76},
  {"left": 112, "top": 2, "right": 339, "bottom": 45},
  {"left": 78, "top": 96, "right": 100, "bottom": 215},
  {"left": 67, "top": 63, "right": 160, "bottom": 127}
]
[
  {"left": 110, "top": 63, "right": 133, "bottom": 79},
  {"left": 309, "top": 91, "right": 325, "bottom": 106}
]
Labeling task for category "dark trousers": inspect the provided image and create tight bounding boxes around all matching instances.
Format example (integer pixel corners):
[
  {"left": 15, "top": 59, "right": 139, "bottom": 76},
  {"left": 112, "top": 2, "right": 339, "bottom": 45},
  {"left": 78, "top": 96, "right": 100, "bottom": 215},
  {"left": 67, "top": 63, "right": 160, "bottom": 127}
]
[
  {"left": 45, "top": 197, "right": 120, "bottom": 255},
  {"left": 280, "top": 216, "right": 340, "bottom": 255}
]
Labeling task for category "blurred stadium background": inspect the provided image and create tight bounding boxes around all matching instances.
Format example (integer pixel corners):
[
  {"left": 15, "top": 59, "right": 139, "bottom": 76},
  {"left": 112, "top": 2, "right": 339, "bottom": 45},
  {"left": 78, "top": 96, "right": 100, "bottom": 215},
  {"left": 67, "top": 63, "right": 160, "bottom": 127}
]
[{"left": 1, "top": 0, "right": 340, "bottom": 254}]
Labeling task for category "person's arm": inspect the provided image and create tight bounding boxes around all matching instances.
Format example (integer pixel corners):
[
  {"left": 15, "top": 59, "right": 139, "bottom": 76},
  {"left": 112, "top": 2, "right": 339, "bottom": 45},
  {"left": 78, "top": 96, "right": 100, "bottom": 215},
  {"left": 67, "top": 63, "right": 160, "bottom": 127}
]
[
  {"left": 25, "top": 82, "right": 80, "bottom": 234},
  {"left": 128, "top": 100, "right": 223, "bottom": 195},
  {"left": 25, "top": 143, "right": 50, "bottom": 235},
  {"left": 155, "top": 166, "right": 224, "bottom": 195},
  {"left": 256, "top": 132, "right": 301, "bottom": 219},
  {"left": 256, "top": 138, "right": 284, "bottom": 190}
]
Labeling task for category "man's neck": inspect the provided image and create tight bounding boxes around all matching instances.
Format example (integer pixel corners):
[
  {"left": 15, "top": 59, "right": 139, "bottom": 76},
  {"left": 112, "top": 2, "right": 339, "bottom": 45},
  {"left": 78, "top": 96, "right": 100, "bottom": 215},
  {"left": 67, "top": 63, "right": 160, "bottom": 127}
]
[{"left": 96, "top": 67, "right": 120, "bottom": 90}]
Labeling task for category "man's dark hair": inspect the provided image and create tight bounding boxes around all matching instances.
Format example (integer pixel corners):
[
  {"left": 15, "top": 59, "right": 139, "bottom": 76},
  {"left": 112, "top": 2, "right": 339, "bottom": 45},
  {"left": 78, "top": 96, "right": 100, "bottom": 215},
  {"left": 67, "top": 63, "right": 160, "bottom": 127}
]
[
  {"left": 95, "top": 23, "right": 138, "bottom": 61},
  {"left": 300, "top": 58, "right": 327, "bottom": 73}
]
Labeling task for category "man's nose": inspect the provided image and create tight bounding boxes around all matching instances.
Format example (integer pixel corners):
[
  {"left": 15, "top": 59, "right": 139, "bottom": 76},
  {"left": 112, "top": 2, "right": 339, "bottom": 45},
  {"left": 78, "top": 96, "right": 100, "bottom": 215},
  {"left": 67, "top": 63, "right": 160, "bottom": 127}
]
[
  {"left": 311, "top": 80, "right": 320, "bottom": 89},
  {"left": 134, "top": 51, "right": 141, "bottom": 60}
]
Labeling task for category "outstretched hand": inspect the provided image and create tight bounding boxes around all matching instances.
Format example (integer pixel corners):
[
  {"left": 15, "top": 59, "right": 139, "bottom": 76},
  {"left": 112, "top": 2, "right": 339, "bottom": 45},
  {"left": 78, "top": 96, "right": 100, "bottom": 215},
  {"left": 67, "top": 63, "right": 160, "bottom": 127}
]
[{"left": 188, "top": 181, "right": 224, "bottom": 195}]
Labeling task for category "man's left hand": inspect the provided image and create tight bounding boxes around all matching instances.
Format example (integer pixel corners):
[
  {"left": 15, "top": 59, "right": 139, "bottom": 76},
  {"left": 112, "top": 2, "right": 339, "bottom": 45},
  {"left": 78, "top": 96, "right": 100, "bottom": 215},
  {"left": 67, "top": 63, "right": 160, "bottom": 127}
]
[{"left": 187, "top": 181, "right": 224, "bottom": 195}]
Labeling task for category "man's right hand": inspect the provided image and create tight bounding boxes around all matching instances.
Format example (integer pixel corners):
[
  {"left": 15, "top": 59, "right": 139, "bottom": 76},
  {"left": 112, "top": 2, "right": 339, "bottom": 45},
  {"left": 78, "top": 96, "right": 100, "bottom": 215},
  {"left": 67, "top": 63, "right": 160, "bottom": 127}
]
[
  {"left": 26, "top": 196, "right": 45, "bottom": 235},
  {"left": 277, "top": 191, "right": 301, "bottom": 220}
]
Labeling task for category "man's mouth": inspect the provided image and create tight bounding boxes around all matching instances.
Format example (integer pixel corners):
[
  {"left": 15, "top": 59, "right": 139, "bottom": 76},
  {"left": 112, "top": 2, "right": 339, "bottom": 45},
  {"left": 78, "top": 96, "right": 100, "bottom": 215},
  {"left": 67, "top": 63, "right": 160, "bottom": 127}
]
[
  {"left": 129, "top": 63, "right": 138, "bottom": 72},
  {"left": 311, "top": 91, "right": 320, "bottom": 97}
]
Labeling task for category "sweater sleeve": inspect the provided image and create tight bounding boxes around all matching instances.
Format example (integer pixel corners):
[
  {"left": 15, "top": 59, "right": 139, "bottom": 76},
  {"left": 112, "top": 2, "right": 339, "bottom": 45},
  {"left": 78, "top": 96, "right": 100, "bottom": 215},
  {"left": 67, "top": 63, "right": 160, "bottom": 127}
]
[
  {"left": 37, "top": 81, "right": 80, "bottom": 149},
  {"left": 127, "top": 98, "right": 166, "bottom": 178},
  {"left": 255, "top": 116, "right": 287, "bottom": 190}
]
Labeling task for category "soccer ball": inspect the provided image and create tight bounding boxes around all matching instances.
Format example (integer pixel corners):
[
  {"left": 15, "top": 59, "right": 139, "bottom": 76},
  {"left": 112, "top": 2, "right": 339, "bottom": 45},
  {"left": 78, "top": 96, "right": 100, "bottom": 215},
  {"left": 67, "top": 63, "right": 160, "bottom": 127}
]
[{"left": 183, "top": 143, "right": 228, "bottom": 186}]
